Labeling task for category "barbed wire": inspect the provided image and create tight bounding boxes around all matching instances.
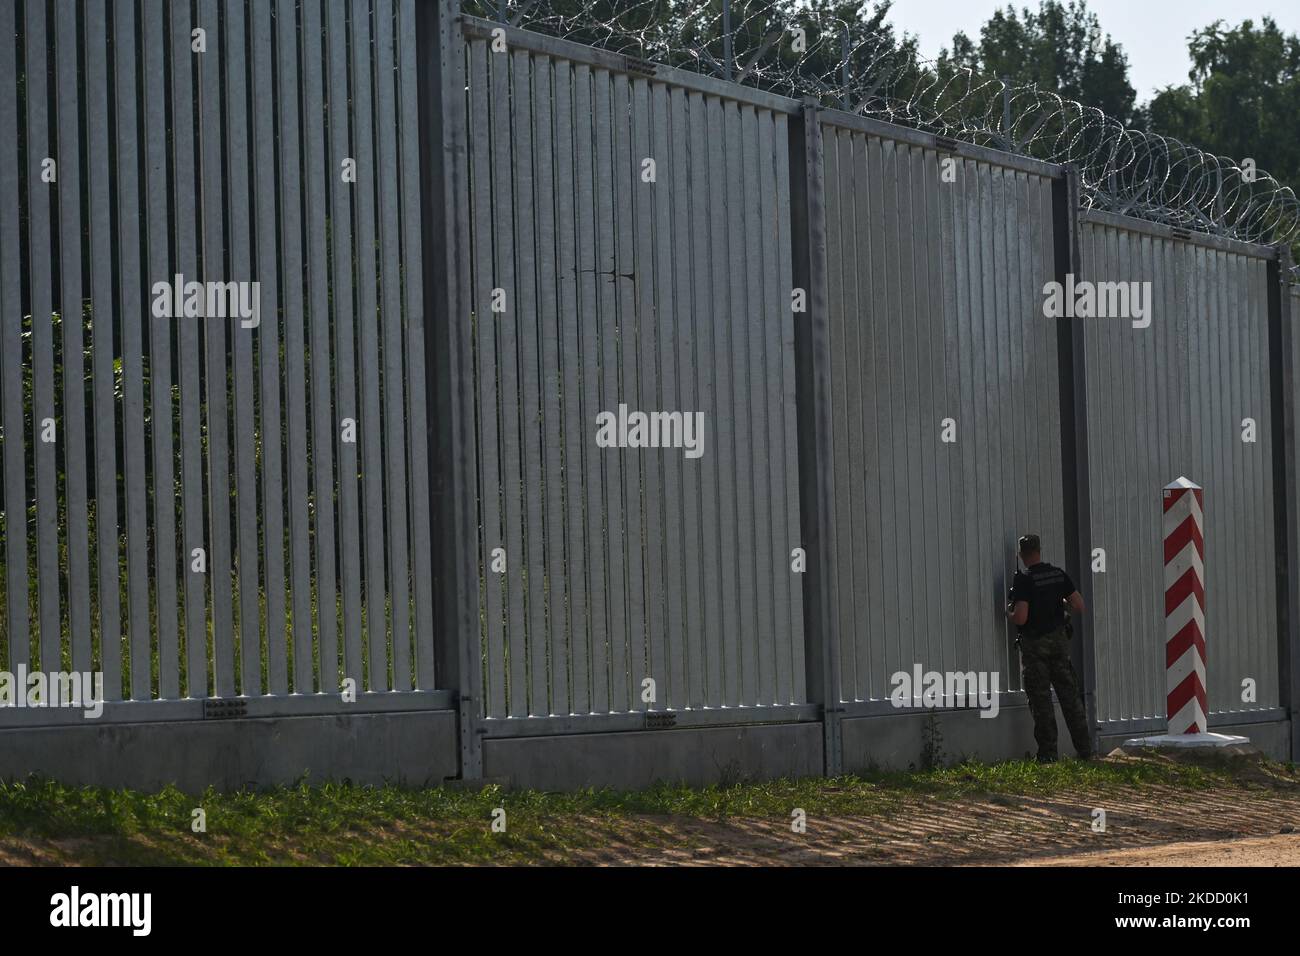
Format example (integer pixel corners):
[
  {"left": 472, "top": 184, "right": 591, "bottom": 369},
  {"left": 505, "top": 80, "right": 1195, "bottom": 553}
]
[{"left": 463, "top": 0, "right": 1300, "bottom": 274}]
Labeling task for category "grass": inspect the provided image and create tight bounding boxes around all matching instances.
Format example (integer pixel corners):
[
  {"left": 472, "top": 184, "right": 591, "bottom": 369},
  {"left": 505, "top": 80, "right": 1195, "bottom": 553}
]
[{"left": 1, "top": 757, "right": 1289, "bottom": 866}]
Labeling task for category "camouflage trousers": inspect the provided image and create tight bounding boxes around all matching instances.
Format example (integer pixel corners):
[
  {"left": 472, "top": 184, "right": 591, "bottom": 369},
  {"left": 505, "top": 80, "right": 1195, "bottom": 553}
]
[{"left": 1018, "top": 625, "right": 1092, "bottom": 760}]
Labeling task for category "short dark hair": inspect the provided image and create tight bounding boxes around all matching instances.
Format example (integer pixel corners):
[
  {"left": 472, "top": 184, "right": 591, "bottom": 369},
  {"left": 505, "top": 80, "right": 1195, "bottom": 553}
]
[{"left": 1018, "top": 534, "right": 1041, "bottom": 556}]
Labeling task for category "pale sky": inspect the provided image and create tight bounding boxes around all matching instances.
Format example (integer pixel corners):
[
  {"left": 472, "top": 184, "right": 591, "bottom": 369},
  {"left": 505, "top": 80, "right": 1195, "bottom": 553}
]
[{"left": 885, "top": 0, "right": 1300, "bottom": 102}]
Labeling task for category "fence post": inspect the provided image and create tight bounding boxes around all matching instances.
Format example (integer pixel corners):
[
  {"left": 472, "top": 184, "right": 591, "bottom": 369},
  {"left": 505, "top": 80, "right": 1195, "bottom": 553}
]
[
  {"left": 416, "top": 0, "right": 483, "bottom": 779},
  {"left": 1000, "top": 75, "right": 1013, "bottom": 151},
  {"left": 722, "top": 0, "right": 733, "bottom": 80},
  {"left": 840, "top": 26, "right": 851, "bottom": 110},
  {"left": 1052, "top": 164, "right": 1098, "bottom": 749},
  {"left": 789, "top": 99, "right": 842, "bottom": 776},
  {"left": 1267, "top": 247, "right": 1300, "bottom": 761}
]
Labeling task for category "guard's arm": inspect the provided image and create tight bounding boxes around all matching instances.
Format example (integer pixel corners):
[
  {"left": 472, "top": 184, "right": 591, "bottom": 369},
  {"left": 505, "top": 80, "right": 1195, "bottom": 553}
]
[
  {"left": 1008, "top": 601, "right": 1029, "bottom": 626},
  {"left": 1065, "top": 590, "right": 1085, "bottom": 616},
  {"left": 1006, "top": 573, "right": 1029, "bottom": 626}
]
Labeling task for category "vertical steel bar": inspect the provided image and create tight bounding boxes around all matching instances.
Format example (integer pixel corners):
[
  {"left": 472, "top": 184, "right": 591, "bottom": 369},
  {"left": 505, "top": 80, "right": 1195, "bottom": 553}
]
[
  {"left": 724, "top": 97, "right": 751, "bottom": 703},
  {"left": 278, "top": 0, "right": 314, "bottom": 694},
  {"left": 468, "top": 38, "right": 504, "bottom": 715},
  {"left": 742, "top": 105, "right": 773, "bottom": 704},
  {"left": 533, "top": 52, "right": 563, "bottom": 709},
  {"left": 87, "top": 5, "right": 122, "bottom": 697},
  {"left": 594, "top": 69, "right": 625, "bottom": 712},
  {"left": 56, "top": 0, "right": 93, "bottom": 674},
  {"left": 512, "top": 48, "right": 547, "bottom": 714},
  {"left": 328, "top": 0, "right": 364, "bottom": 694},
  {"left": 677, "top": 88, "right": 705, "bottom": 708},
  {"left": 576, "top": 64, "right": 609, "bottom": 713},
  {"left": 555, "top": 61, "right": 589, "bottom": 713},
  {"left": 303, "top": 0, "right": 339, "bottom": 694},
  {"left": 352, "top": 0, "right": 387, "bottom": 693},
  {"left": 171, "top": 1, "right": 205, "bottom": 698},
  {"left": 730, "top": 103, "right": 761, "bottom": 706},
  {"left": 760, "top": 111, "right": 793, "bottom": 705},
  {"left": 866, "top": 135, "right": 892, "bottom": 696},
  {"left": 252, "top": 0, "right": 287, "bottom": 696},
  {"left": 777, "top": 111, "right": 805, "bottom": 703},
  {"left": 703, "top": 93, "right": 729, "bottom": 708},
  {"left": 376, "top": 0, "right": 411, "bottom": 692},
  {"left": 632, "top": 77, "right": 662, "bottom": 709},
  {"left": 142, "top": 0, "right": 178, "bottom": 696},
  {"left": 493, "top": 47, "right": 525, "bottom": 714},
  {"left": 199, "top": 0, "right": 235, "bottom": 697},
  {"left": 225, "top": 0, "right": 261, "bottom": 697},
  {"left": 613, "top": 72, "right": 646, "bottom": 714},
  {"left": 398, "top": 0, "right": 438, "bottom": 692},
  {"left": 0, "top": 0, "right": 27, "bottom": 670},
  {"left": 933, "top": 148, "right": 959, "bottom": 679},
  {"left": 26, "top": 1, "right": 62, "bottom": 672},
  {"left": 822, "top": 126, "right": 849, "bottom": 703}
]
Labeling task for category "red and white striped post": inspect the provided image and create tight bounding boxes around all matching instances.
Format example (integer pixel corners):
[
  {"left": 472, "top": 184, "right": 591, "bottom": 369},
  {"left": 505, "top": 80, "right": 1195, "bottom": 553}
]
[{"left": 1164, "top": 477, "right": 1207, "bottom": 734}]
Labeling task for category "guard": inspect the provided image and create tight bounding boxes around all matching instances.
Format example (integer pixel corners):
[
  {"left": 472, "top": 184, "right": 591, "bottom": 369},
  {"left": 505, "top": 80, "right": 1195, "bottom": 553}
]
[{"left": 1006, "top": 534, "right": 1094, "bottom": 762}]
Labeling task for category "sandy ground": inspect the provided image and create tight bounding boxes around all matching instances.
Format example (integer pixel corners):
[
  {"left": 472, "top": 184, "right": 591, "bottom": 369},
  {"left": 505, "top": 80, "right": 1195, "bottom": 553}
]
[
  {"left": 1016, "top": 833, "right": 1300, "bottom": 866},
  {"left": 556, "top": 783, "right": 1300, "bottom": 866}
]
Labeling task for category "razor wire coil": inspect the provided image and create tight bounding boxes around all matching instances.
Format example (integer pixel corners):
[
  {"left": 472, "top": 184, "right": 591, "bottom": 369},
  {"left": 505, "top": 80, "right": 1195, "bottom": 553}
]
[{"left": 463, "top": 0, "right": 1300, "bottom": 276}]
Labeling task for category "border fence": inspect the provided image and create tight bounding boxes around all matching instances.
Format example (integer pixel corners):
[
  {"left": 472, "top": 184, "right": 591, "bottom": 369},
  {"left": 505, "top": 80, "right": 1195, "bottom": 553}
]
[{"left": 0, "top": 0, "right": 1297, "bottom": 790}]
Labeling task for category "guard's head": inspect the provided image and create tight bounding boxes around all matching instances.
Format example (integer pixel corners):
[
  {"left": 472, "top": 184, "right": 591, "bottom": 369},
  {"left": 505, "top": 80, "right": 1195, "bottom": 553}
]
[{"left": 1018, "top": 534, "right": 1041, "bottom": 564}]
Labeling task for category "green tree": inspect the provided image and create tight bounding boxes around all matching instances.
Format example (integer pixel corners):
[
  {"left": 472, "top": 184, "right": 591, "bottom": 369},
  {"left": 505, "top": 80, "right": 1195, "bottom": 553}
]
[
  {"left": 943, "top": 0, "right": 1137, "bottom": 124},
  {"left": 1144, "top": 17, "right": 1300, "bottom": 192}
]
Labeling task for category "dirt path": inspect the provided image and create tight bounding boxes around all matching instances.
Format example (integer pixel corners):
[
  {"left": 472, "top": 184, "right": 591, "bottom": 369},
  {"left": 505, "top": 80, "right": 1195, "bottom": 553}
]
[
  {"left": 1017, "top": 833, "right": 1300, "bottom": 866},
  {"left": 562, "top": 785, "right": 1300, "bottom": 866}
]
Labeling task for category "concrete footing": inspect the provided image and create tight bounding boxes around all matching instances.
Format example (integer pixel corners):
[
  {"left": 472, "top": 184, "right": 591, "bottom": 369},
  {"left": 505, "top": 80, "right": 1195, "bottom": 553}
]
[
  {"left": 1121, "top": 731, "right": 1252, "bottom": 749},
  {"left": 0, "top": 708, "right": 1290, "bottom": 792},
  {"left": 1100, "top": 719, "right": 1289, "bottom": 761},
  {"left": 482, "top": 721, "right": 824, "bottom": 790},
  {"left": 0, "top": 710, "right": 460, "bottom": 792},
  {"left": 1114, "top": 730, "right": 1257, "bottom": 759}
]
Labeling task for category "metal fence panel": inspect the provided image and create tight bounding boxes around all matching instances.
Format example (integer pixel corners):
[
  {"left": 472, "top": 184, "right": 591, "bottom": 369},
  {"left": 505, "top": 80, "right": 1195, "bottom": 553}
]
[
  {"left": 1081, "top": 216, "right": 1279, "bottom": 723},
  {"left": 818, "top": 116, "right": 1066, "bottom": 704},
  {"left": 0, "top": 0, "right": 438, "bottom": 720},
  {"left": 461, "top": 26, "right": 807, "bottom": 719}
]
